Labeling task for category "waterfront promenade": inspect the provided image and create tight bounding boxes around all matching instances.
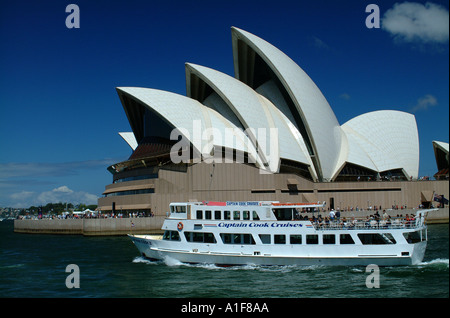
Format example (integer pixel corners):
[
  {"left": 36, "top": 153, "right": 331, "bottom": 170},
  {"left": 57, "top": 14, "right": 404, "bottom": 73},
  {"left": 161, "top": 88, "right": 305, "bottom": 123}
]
[
  {"left": 13, "top": 208, "right": 448, "bottom": 236},
  {"left": 14, "top": 216, "right": 165, "bottom": 236}
]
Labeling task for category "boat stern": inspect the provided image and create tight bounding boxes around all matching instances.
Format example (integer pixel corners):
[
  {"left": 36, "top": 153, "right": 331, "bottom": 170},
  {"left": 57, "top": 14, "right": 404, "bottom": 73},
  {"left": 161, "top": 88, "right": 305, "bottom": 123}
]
[{"left": 410, "top": 240, "right": 427, "bottom": 265}]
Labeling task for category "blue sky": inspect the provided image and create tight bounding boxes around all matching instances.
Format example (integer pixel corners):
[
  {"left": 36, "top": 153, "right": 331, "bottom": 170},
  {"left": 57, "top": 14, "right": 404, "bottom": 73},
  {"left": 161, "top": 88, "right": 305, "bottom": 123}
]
[{"left": 0, "top": 0, "right": 448, "bottom": 208}]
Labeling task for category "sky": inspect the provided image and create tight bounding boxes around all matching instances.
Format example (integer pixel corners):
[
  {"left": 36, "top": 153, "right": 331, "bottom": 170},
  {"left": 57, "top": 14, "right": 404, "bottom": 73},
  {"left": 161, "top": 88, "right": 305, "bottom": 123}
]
[{"left": 0, "top": 0, "right": 448, "bottom": 208}]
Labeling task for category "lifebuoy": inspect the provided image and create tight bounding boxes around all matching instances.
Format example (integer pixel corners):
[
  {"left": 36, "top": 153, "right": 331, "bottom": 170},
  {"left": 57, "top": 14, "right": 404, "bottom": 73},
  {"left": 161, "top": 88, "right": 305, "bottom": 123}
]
[{"left": 177, "top": 222, "right": 183, "bottom": 231}]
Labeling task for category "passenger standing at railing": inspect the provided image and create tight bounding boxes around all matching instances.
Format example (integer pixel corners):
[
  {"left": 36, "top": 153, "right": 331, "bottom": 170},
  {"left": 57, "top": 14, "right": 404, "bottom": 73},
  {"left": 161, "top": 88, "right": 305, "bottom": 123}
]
[
  {"left": 365, "top": 216, "right": 370, "bottom": 227},
  {"left": 410, "top": 215, "right": 415, "bottom": 227},
  {"left": 329, "top": 210, "right": 335, "bottom": 221},
  {"left": 386, "top": 215, "right": 392, "bottom": 227},
  {"left": 375, "top": 210, "right": 380, "bottom": 218},
  {"left": 319, "top": 217, "right": 324, "bottom": 228}
]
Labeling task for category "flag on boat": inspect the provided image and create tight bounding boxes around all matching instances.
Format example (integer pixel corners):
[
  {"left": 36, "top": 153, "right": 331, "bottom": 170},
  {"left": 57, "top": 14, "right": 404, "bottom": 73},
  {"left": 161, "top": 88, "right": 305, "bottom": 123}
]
[{"left": 434, "top": 194, "right": 448, "bottom": 205}]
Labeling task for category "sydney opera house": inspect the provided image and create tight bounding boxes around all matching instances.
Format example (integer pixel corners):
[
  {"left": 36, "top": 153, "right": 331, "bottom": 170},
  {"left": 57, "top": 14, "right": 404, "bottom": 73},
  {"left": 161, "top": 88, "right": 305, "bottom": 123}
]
[{"left": 97, "top": 27, "right": 448, "bottom": 215}]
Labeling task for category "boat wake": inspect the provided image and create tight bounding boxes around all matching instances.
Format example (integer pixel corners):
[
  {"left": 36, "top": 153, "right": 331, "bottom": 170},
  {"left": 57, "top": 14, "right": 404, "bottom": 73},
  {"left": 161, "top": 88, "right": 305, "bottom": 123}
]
[
  {"left": 162, "top": 255, "right": 185, "bottom": 267},
  {"left": 132, "top": 255, "right": 449, "bottom": 273},
  {"left": 418, "top": 258, "right": 449, "bottom": 268},
  {"left": 131, "top": 255, "right": 323, "bottom": 271},
  {"left": 161, "top": 259, "right": 325, "bottom": 272},
  {"left": 132, "top": 256, "right": 160, "bottom": 265}
]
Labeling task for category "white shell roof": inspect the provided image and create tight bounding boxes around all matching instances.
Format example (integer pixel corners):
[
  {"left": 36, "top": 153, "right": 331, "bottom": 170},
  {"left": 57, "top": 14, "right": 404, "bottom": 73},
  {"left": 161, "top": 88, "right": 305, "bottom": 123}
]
[
  {"left": 341, "top": 110, "right": 419, "bottom": 179},
  {"left": 258, "top": 94, "right": 318, "bottom": 180},
  {"left": 116, "top": 87, "right": 262, "bottom": 166},
  {"left": 342, "top": 130, "right": 378, "bottom": 172},
  {"left": 433, "top": 141, "right": 449, "bottom": 153},
  {"left": 186, "top": 63, "right": 276, "bottom": 171},
  {"left": 118, "top": 132, "right": 138, "bottom": 150},
  {"left": 432, "top": 140, "right": 449, "bottom": 171},
  {"left": 231, "top": 27, "right": 343, "bottom": 180},
  {"left": 185, "top": 63, "right": 315, "bottom": 175}
]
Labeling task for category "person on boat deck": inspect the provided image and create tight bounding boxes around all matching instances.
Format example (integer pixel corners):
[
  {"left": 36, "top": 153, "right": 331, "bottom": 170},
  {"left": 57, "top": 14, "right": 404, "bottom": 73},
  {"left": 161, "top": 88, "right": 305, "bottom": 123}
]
[
  {"left": 386, "top": 215, "right": 392, "bottom": 227},
  {"left": 318, "top": 217, "right": 324, "bottom": 227},
  {"left": 329, "top": 210, "right": 335, "bottom": 220},
  {"left": 374, "top": 211, "right": 380, "bottom": 220}
]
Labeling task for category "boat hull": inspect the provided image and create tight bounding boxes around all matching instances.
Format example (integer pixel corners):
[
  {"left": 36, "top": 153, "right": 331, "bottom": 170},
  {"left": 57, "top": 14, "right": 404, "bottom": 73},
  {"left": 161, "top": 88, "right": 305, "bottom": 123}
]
[{"left": 129, "top": 234, "right": 426, "bottom": 267}]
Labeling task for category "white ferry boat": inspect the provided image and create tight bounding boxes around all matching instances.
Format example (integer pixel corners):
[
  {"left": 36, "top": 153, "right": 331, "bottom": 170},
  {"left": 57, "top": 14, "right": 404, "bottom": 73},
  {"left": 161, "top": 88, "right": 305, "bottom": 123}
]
[{"left": 129, "top": 201, "right": 435, "bottom": 266}]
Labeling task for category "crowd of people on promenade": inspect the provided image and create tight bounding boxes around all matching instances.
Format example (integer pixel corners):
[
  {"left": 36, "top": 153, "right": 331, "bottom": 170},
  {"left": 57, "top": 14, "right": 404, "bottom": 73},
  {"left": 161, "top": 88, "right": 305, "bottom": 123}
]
[
  {"left": 82, "top": 211, "right": 155, "bottom": 219},
  {"left": 17, "top": 210, "right": 157, "bottom": 220}
]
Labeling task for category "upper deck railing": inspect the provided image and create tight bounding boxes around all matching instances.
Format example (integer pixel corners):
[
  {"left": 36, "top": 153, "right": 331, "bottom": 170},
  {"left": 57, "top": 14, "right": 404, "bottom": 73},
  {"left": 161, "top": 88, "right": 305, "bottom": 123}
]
[{"left": 310, "top": 217, "right": 425, "bottom": 231}]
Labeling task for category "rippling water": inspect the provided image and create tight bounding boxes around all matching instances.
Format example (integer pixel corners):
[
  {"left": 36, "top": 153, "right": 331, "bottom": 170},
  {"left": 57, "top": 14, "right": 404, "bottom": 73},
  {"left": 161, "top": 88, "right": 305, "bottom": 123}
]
[{"left": 0, "top": 221, "right": 448, "bottom": 298}]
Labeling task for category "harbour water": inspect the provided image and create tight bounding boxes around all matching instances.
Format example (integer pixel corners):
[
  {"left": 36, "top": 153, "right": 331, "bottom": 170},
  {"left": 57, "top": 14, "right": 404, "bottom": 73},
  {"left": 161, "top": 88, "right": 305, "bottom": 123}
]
[{"left": 0, "top": 221, "right": 448, "bottom": 299}]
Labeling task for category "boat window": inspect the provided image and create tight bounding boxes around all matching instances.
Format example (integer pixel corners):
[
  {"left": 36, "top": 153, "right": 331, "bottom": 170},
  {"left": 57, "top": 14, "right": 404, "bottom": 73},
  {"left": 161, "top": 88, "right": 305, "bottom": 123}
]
[
  {"left": 233, "top": 210, "right": 240, "bottom": 220},
  {"left": 306, "top": 234, "right": 319, "bottom": 244},
  {"left": 194, "top": 224, "right": 202, "bottom": 230},
  {"left": 252, "top": 211, "right": 260, "bottom": 220},
  {"left": 196, "top": 210, "right": 203, "bottom": 219},
  {"left": 274, "top": 235, "right": 286, "bottom": 244},
  {"left": 358, "top": 233, "right": 395, "bottom": 245},
  {"left": 383, "top": 233, "right": 396, "bottom": 244},
  {"left": 221, "top": 233, "right": 231, "bottom": 244},
  {"left": 243, "top": 210, "right": 250, "bottom": 220},
  {"left": 221, "top": 233, "right": 255, "bottom": 245},
  {"left": 184, "top": 232, "right": 216, "bottom": 243},
  {"left": 259, "top": 234, "right": 271, "bottom": 244},
  {"left": 214, "top": 210, "right": 221, "bottom": 220},
  {"left": 205, "top": 210, "right": 212, "bottom": 220},
  {"left": 163, "top": 230, "right": 180, "bottom": 241},
  {"left": 340, "top": 234, "right": 355, "bottom": 244},
  {"left": 241, "top": 234, "right": 255, "bottom": 244},
  {"left": 273, "top": 208, "right": 294, "bottom": 220},
  {"left": 163, "top": 230, "right": 170, "bottom": 240},
  {"left": 323, "top": 234, "right": 335, "bottom": 244},
  {"left": 171, "top": 231, "right": 180, "bottom": 241},
  {"left": 290, "top": 235, "right": 302, "bottom": 244},
  {"left": 204, "top": 233, "right": 216, "bottom": 243},
  {"left": 403, "top": 231, "right": 422, "bottom": 244},
  {"left": 224, "top": 210, "right": 231, "bottom": 220},
  {"left": 175, "top": 206, "right": 186, "bottom": 213}
]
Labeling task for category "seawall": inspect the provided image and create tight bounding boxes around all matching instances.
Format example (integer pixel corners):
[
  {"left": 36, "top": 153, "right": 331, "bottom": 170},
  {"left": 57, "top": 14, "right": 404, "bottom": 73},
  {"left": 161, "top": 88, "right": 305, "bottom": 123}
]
[
  {"left": 14, "top": 216, "right": 165, "bottom": 236},
  {"left": 13, "top": 208, "right": 448, "bottom": 236}
]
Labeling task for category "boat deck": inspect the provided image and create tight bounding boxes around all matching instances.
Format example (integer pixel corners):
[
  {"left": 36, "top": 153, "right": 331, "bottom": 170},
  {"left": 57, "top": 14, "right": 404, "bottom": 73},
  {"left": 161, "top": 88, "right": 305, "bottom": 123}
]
[{"left": 310, "top": 217, "right": 422, "bottom": 231}]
